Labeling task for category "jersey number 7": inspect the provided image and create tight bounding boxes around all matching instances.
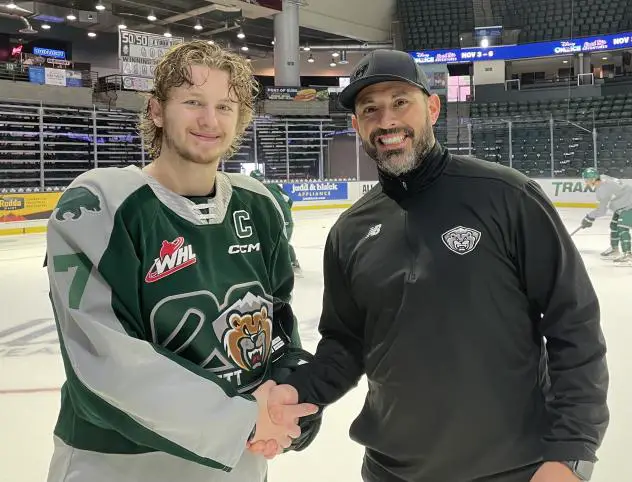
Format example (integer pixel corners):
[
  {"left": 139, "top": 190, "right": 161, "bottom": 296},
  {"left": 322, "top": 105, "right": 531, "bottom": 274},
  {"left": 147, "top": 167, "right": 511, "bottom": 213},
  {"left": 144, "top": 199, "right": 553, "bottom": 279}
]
[{"left": 52, "top": 253, "right": 94, "bottom": 309}]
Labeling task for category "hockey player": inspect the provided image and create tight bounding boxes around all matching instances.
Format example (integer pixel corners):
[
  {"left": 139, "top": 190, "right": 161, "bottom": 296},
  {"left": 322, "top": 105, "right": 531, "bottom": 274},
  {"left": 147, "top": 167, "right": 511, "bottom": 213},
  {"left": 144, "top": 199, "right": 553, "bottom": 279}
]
[
  {"left": 250, "top": 170, "right": 301, "bottom": 273},
  {"left": 44, "top": 41, "right": 319, "bottom": 482},
  {"left": 252, "top": 50, "right": 609, "bottom": 482},
  {"left": 581, "top": 167, "right": 632, "bottom": 266}
]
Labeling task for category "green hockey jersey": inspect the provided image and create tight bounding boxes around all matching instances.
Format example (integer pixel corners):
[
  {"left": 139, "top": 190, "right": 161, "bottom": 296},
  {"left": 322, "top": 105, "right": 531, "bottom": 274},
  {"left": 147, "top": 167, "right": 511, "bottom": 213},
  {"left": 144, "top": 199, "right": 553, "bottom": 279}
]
[
  {"left": 264, "top": 183, "right": 293, "bottom": 227},
  {"left": 45, "top": 165, "right": 299, "bottom": 482}
]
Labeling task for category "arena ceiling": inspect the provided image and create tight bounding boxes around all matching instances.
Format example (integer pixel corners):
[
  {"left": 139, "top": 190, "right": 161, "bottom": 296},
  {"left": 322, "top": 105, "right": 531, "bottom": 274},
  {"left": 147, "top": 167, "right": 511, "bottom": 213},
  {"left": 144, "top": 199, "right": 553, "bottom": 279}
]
[{"left": 3, "top": 0, "right": 394, "bottom": 54}]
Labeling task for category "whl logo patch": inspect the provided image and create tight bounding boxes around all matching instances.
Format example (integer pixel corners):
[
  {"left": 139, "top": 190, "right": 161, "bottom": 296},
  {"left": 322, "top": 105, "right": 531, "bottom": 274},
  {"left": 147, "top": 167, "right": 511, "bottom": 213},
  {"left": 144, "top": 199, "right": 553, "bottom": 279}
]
[
  {"left": 442, "top": 226, "right": 482, "bottom": 255},
  {"left": 145, "top": 237, "right": 197, "bottom": 283}
]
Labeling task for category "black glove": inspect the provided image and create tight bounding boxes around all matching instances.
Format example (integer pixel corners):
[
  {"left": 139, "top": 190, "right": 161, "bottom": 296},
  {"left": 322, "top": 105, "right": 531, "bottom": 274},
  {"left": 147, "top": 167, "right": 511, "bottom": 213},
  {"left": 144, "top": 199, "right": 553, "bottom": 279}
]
[
  {"left": 269, "top": 347, "right": 323, "bottom": 452},
  {"left": 581, "top": 216, "right": 594, "bottom": 228}
]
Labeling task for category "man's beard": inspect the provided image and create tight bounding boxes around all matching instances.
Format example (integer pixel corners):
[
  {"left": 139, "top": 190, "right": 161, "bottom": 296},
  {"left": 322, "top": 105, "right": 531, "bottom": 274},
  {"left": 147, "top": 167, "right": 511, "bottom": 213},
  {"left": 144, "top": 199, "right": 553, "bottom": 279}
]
[
  {"left": 362, "top": 124, "right": 435, "bottom": 177},
  {"left": 162, "top": 122, "right": 224, "bottom": 165}
]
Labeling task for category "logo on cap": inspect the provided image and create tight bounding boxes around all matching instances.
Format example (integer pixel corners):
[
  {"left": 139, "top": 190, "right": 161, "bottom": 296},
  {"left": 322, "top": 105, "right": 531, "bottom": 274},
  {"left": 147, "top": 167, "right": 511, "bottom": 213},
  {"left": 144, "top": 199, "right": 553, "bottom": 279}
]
[{"left": 352, "top": 63, "right": 368, "bottom": 81}]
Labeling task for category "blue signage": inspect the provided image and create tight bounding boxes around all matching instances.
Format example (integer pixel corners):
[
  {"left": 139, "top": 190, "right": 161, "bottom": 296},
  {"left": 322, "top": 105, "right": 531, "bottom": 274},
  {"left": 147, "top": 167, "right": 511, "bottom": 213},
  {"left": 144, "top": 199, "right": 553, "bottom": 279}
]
[
  {"left": 28, "top": 66, "right": 45, "bottom": 84},
  {"left": 282, "top": 182, "right": 348, "bottom": 202},
  {"left": 409, "top": 31, "right": 632, "bottom": 64},
  {"left": 33, "top": 47, "right": 66, "bottom": 59}
]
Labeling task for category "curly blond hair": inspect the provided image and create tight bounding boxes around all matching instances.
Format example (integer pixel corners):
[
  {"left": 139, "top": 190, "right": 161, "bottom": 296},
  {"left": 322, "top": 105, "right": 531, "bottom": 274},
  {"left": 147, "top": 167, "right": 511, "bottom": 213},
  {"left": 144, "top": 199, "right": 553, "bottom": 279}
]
[{"left": 139, "top": 40, "right": 258, "bottom": 159}]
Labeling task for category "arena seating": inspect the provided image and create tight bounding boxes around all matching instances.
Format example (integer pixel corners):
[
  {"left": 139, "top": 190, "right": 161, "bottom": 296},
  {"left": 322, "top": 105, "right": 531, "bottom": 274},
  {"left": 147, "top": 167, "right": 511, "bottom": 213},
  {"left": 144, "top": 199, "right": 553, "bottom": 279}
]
[
  {"left": 397, "top": 0, "right": 475, "bottom": 50},
  {"left": 0, "top": 99, "right": 350, "bottom": 189},
  {"left": 399, "top": 0, "right": 631, "bottom": 48},
  {"left": 470, "top": 94, "right": 632, "bottom": 177},
  {"left": 0, "top": 101, "right": 144, "bottom": 190},
  {"left": 501, "top": 0, "right": 632, "bottom": 43}
]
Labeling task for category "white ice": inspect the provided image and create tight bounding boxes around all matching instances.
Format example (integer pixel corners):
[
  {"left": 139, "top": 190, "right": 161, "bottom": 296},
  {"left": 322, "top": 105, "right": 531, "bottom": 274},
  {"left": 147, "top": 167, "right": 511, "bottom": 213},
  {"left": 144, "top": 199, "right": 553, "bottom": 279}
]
[{"left": 0, "top": 208, "right": 629, "bottom": 482}]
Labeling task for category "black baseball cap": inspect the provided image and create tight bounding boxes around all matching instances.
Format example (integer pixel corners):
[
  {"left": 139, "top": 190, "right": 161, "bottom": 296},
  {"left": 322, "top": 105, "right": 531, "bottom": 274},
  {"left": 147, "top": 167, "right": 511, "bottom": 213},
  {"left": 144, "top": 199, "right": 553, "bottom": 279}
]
[{"left": 339, "top": 49, "right": 432, "bottom": 111}]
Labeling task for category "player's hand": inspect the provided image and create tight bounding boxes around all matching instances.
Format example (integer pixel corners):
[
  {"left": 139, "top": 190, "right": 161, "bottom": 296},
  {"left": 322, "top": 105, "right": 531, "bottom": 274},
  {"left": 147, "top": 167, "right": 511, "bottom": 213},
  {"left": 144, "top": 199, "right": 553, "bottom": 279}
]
[
  {"left": 530, "top": 462, "right": 580, "bottom": 482},
  {"left": 581, "top": 216, "right": 594, "bottom": 228},
  {"left": 248, "top": 381, "right": 318, "bottom": 459}
]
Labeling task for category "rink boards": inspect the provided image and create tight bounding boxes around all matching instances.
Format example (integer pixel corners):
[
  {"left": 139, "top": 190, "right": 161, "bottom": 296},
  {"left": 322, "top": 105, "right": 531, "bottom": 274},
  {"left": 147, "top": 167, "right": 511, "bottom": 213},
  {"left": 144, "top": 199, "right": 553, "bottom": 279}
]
[{"left": 0, "top": 178, "right": 621, "bottom": 236}]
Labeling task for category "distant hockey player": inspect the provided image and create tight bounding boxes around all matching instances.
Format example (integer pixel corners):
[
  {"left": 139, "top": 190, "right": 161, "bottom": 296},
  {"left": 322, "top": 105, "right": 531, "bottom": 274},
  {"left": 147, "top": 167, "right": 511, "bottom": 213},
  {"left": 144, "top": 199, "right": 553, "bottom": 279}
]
[
  {"left": 581, "top": 167, "right": 632, "bottom": 266},
  {"left": 44, "top": 40, "right": 319, "bottom": 482},
  {"left": 250, "top": 170, "right": 301, "bottom": 273}
]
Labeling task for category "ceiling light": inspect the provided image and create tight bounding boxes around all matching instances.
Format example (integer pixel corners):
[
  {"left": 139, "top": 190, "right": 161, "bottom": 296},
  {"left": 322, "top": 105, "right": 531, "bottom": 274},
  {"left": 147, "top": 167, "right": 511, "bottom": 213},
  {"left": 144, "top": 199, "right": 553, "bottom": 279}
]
[
  {"left": 164, "top": 31, "right": 172, "bottom": 37},
  {"left": 147, "top": 12, "right": 156, "bottom": 21},
  {"left": 7, "top": 1, "right": 17, "bottom": 8},
  {"left": 307, "top": 54, "right": 314, "bottom": 63},
  {"left": 118, "top": 22, "right": 126, "bottom": 29},
  {"left": 95, "top": 1, "right": 105, "bottom": 11},
  {"left": 271, "top": 40, "right": 275, "bottom": 45},
  {"left": 602, "top": 56, "right": 608, "bottom": 60},
  {"left": 563, "top": 60, "right": 568, "bottom": 64},
  {"left": 332, "top": 51, "right": 339, "bottom": 57},
  {"left": 66, "top": 12, "right": 77, "bottom": 21},
  {"left": 41, "top": 23, "right": 51, "bottom": 30},
  {"left": 237, "top": 29, "right": 245, "bottom": 39},
  {"left": 194, "top": 20, "right": 202, "bottom": 30},
  {"left": 330, "top": 60, "right": 336, "bottom": 67},
  {"left": 241, "top": 45, "right": 248, "bottom": 51},
  {"left": 303, "top": 45, "right": 310, "bottom": 51},
  {"left": 88, "top": 31, "right": 96, "bottom": 37}
]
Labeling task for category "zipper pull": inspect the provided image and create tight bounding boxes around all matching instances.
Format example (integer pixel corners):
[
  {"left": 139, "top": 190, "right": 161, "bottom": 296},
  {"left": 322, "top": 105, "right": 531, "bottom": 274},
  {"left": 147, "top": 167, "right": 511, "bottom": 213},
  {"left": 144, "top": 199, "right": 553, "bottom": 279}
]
[{"left": 402, "top": 181, "right": 407, "bottom": 190}]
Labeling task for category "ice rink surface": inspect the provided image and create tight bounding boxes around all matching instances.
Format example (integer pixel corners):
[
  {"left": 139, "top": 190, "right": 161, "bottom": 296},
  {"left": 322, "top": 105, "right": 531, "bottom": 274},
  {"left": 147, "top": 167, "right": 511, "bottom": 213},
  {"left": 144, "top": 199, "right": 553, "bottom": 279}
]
[{"left": 0, "top": 207, "right": 628, "bottom": 482}]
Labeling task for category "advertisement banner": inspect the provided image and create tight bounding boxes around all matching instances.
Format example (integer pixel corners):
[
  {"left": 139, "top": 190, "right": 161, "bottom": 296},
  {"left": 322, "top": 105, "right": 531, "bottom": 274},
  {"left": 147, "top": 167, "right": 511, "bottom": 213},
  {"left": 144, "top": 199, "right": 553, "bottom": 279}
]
[
  {"left": 359, "top": 181, "right": 378, "bottom": 197},
  {"left": 0, "top": 192, "right": 62, "bottom": 222},
  {"left": 409, "top": 31, "right": 632, "bottom": 64},
  {"left": 282, "top": 182, "right": 348, "bottom": 202},
  {"left": 535, "top": 179, "right": 596, "bottom": 206},
  {"left": 265, "top": 86, "right": 329, "bottom": 102},
  {"left": 118, "top": 29, "right": 184, "bottom": 92}
]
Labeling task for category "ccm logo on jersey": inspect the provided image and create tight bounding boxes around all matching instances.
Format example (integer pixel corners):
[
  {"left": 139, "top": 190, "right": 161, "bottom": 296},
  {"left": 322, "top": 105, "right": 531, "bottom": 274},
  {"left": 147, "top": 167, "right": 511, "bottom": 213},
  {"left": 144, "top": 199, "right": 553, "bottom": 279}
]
[
  {"left": 145, "top": 237, "right": 197, "bottom": 283},
  {"left": 228, "top": 243, "right": 261, "bottom": 254}
]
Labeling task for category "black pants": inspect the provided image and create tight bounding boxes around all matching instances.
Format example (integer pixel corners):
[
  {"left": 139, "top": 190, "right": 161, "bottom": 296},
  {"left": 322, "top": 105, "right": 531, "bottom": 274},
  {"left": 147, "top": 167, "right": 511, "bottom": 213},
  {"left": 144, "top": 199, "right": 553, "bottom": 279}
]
[{"left": 362, "top": 460, "right": 542, "bottom": 482}]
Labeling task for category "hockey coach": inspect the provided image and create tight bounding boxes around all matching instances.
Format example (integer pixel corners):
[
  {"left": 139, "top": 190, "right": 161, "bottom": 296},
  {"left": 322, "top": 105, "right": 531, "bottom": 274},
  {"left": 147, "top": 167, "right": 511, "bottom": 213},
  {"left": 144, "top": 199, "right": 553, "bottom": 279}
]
[{"left": 250, "top": 50, "right": 610, "bottom": 482}]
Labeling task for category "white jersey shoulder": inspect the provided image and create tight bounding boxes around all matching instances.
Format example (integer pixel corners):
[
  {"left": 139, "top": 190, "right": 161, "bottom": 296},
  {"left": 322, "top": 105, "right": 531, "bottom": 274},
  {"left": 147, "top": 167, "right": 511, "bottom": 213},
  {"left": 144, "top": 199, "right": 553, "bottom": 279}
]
[
  {"left": 600, "top": 174, "right": 622, "bottom": 185},
  {"left": 61, "top": 165, "right": 149, "bottom": 215}
]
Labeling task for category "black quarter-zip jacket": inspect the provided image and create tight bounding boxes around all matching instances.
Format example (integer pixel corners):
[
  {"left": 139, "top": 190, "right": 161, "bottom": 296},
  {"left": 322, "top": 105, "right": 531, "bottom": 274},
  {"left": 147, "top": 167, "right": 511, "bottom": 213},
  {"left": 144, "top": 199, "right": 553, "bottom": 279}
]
[{"left": 285, "top": 143, "right": 609, "bottom": 482}]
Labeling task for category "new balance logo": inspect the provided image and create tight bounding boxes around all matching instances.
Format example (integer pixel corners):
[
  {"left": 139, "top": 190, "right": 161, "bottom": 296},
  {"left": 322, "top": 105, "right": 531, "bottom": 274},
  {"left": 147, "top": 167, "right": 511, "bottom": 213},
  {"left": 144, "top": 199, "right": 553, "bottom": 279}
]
[
  {"left": 228, "top": 243, "right": 261, "bottom": 254},
  {"left": 366, "top": 224, "right": 382, "bottom": 238},
  {"left": 145, "top": 237, "right": 197, "bottom": 283}
]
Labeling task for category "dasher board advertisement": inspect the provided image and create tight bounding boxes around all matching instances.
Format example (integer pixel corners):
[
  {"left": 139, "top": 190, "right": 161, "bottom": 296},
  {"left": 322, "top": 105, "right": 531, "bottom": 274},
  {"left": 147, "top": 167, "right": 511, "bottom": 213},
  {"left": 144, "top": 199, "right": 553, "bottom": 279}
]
[{"left": 118, "top": 29, "right": 184, "bottom": 92}]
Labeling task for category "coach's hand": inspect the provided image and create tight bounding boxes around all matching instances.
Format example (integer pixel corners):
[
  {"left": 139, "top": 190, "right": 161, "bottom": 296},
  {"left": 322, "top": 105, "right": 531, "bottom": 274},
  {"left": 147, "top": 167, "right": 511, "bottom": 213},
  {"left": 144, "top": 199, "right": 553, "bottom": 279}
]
[{"left": 248, "top": 381, "right": 318, "bottom": 459}]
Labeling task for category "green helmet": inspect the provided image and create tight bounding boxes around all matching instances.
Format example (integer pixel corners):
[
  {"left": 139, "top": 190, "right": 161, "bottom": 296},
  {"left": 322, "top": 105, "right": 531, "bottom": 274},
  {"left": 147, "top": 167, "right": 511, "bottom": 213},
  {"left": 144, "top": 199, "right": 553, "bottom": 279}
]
[
  {"left": 582, "top": 167, "right": 600, "bottom": 180},
  {"left": 250, "top": 169, "right": 264, "bottom": 180}
]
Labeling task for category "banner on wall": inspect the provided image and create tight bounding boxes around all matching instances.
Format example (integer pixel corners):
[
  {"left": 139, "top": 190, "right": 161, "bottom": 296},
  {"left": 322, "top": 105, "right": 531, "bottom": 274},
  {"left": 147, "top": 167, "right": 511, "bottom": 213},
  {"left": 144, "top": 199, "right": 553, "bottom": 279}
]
[
  {"left": 282, "top": 182, "right": 348, "bottom": 202},
  {"left": 264, "top": 87, "right": 330, "bottom": 102},
  {"left": 536, "top": 178, "right": 597, "bottom": 205},
  {"left": 118, "top": 29, "right": 184, "bottom": 92},
  {"left": 409, "top": 31, "right": 632, "bottom": 64},
  {"left": 28, "top": 66, "right": 84, "bottom": 87},
  {"left": 359, "top": 181, "right": 378, "bottom": 197},
  {"left": 0, "top": 192, "right": 62, "bottom": 223}
]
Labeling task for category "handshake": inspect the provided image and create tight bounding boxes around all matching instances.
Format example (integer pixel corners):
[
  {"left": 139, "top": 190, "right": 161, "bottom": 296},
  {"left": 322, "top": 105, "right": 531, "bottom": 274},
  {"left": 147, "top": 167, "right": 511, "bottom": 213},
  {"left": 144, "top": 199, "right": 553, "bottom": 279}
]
[{"left": 247, "top": 380, "right": 320, "bottom": 459}]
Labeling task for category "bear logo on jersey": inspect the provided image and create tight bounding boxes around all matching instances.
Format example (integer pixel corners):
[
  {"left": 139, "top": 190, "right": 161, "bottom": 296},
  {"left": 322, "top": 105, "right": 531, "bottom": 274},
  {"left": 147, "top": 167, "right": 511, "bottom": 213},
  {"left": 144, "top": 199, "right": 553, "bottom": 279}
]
[
  {"left": 150, "top": 287, "right": 278, "bottom": 392},
  {"left": 442, "top": 226, "right": 482, "bottom": 255},
  {"left": 225, "top": 306, "right": 272, "bottom": 370},
  {"left": 54, "top": 186, "right": 101, "bottom": 221}
]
